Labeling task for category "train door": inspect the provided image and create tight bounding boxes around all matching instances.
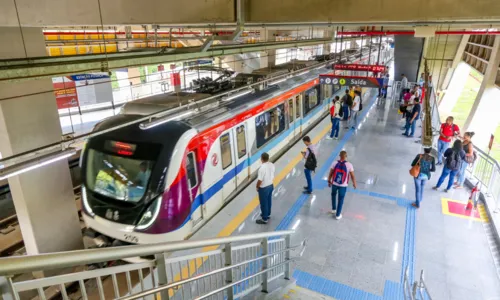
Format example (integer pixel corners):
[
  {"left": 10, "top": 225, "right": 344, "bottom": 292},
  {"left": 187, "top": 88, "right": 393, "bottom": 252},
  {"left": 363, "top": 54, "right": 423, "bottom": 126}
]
[
  {"left": 186, "top": 151, "right": 203, "bottom": 224},
  {"left": 233, "top": 124, "right": 249, "bottom": 187},
  {"left": 294, "top": 95, "right": 303, "bottom": 136},
  {"left": 219, "top": 132, "right": 237, "bottom": 201}
]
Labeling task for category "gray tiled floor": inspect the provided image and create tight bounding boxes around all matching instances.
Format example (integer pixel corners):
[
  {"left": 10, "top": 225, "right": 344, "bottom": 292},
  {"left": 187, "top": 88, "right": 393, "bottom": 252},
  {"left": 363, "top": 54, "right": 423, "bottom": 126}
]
[{"left": 193, "top": 92, "right": 500, "bottom": 299}]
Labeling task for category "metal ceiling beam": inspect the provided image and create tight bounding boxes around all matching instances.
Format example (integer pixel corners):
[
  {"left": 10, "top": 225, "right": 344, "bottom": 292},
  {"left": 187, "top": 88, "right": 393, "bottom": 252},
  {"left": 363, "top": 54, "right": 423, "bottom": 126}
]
[{"left": 0, "top": 38, "right": 329, "bottom": 83}]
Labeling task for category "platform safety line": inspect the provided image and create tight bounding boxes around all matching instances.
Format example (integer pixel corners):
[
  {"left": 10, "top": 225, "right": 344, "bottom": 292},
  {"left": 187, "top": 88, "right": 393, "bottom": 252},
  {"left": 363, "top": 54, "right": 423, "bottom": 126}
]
[{"left": 160, "top": 119, "right": 333, "bottom": 296}]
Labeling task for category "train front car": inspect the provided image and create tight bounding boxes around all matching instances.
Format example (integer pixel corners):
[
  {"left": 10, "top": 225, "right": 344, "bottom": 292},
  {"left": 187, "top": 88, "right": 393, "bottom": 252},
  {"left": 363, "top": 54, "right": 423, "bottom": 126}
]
[{"left": 81, "top": 115, "right": 197, "bottom": 244}]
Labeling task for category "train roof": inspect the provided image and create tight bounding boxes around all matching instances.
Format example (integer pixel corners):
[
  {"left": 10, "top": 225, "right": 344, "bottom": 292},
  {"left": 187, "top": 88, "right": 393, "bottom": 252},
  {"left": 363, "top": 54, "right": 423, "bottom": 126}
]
[{"left": 120, "top": 92, "right": 212, "bottom": 116}]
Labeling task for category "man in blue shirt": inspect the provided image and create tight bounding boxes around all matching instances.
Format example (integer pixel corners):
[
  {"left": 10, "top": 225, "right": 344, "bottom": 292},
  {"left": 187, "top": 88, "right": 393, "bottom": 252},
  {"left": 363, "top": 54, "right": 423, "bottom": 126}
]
[{"left": 382, "top": 74, "right": 390, "bottom": 99}]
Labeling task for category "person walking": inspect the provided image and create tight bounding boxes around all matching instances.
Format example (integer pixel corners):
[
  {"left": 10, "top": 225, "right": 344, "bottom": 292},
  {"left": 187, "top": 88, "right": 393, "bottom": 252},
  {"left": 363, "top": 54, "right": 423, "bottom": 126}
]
[
  {"left": 437, "top": 116, "right": 460, "bottom": 165},
  {"left": 349, "top": 90, "right": 361, "bottom": 129},
  {"left": 327, "top": 96, "right": 342, "bottom": 140},
  {"left": 341, "top": 89, "right": 352, "bottom": 122},
  {"left": 328, "top": 151, "right": 357, "bottom": 220},
  {"left": 301, "top": 136, "right": 318, "bottom": 195},
  {"left": 455, "top": 132, "right": 476, "bottom": 189},
  {"left": 256, "top": 152, "right": 275, "bottom": 224},
  {"left": 403, "top": 98, "right": 421, "bottom": 137},
  {"left": 410, "top": 148, "right": 436, "bottom": 208},
  {"left": 433, "top": 140, "right": 465, "bottom": 192}
]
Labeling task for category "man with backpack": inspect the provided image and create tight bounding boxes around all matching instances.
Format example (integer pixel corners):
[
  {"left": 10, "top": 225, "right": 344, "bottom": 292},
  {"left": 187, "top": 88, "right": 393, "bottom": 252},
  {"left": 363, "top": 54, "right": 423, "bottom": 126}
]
[
  {"left": 327, "top": 151, "right": 357, "bottom": 220},
  {"left": 433, "top": 140, "right": 465, "bottom": 193},
  {"left": 301, "top": 136, "right": 317, "bottom": 195},
  {"left": 341, "top": 89, "right": 352, "bottom": 122},
  {"left": 327, "top": 96, "right": 342, "bottom": 140}
]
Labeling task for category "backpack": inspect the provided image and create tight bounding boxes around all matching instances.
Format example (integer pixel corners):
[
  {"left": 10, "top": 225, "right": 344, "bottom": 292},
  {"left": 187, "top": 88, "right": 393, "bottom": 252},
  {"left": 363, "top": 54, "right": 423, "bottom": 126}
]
[
  {"left": 446, "top": 150, "right": 462, "bottom": 171},
  {"left": 346, "top": 95, "right": 353, "bottom": 107},
  {"left": 358, "top": 96, "right": 363, "bottom": 111},
  {"left": 419, "top": 158, "right": 431, "bottom": 176},
  {"left": 331, "top": 160, "right": 349, "bottom": 185},
  {"left": 338, "top": 105, "right": 344, "bottom": 118},
  {"left": 304, "top": 148, "right": 317, "bottom": 172}
]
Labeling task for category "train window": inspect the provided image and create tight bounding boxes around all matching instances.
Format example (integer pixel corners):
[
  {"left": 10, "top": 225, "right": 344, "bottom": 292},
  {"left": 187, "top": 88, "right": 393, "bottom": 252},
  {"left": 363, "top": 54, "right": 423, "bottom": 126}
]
[
  {"left": 255, "top": 104, "right": 286, "bottom": 148},
  {"left": 220, "top": 133, "right": 232, "bottom": 170},
  {"left": 304, "top": 86, "right": 320, "bottom": 115},
  {"left": 186, "top": 152, "right": 198, "bottom": 188},
  {"left": 288, "top": 99, "right": 294, "bottom": 124},
  {"left": 295, "top": 96, "right": 300, "bottom": 119},
  {"left": 236, "top": 125, "right": 247, "bottom": 159}
]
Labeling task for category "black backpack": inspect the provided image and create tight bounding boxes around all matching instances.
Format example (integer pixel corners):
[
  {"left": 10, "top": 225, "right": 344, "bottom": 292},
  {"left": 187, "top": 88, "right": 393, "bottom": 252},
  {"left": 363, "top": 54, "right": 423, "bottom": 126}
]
[
  {"left": 358, "top": 95, "right": 363, "bottom": 111},
  {"left": 305, "top": 149, "right": 317, "bottom": 172},
  {"left": 446, "top": 150, "right": 462, "bottom": 171}
]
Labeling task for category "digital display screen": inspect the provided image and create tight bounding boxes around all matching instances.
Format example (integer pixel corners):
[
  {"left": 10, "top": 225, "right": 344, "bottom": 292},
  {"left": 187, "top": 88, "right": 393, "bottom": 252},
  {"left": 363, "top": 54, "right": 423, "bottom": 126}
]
[{"left": 104, "top": 140, "right": 137, "bottom": 156}]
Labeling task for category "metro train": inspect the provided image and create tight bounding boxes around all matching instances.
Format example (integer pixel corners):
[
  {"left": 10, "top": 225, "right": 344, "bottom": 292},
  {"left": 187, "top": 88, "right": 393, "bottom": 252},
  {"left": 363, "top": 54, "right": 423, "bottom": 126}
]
[{"left": 80, "top": 51, "right": 383, "bottom": 245}]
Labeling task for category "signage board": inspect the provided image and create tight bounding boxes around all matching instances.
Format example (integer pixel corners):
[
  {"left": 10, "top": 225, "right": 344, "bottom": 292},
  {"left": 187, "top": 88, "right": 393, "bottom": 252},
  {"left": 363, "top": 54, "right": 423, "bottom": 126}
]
[
  {"left": 333, "top": 64, "right": 386, "bottom": 73},
  {"left": 319, "top": 75, "right": 381, "bottom": 88},
  {"left": 52, "top": 77, "right": 79, "bottom": 109}
]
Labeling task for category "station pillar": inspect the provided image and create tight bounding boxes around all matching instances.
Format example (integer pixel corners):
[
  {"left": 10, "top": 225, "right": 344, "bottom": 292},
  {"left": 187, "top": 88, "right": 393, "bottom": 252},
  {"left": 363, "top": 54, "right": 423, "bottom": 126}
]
[
  {"left": 0, "top": 27, "right": 83, "bottom": 255},
  {"left": 463, "top": 35, "right": 500, "bottom": 145},
  {"left": 259, "top": 29, "right": 277, "bottom": 69}
]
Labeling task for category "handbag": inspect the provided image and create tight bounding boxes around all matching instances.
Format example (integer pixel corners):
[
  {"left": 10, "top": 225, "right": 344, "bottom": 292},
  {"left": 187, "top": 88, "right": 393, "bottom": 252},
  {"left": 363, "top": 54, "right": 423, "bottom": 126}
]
[{"left": 409, "top": 155, "right": 422, "bottom": 178}]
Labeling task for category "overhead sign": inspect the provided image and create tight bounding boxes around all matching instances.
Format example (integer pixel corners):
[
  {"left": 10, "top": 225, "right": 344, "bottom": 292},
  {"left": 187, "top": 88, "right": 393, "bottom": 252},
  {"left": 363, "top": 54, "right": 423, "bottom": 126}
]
[
  {"left": 333, "top": 64, "right": 386, "bottom": 73},
  {"left": 319, "top": 75, "right": 381, "bottom": 88}
]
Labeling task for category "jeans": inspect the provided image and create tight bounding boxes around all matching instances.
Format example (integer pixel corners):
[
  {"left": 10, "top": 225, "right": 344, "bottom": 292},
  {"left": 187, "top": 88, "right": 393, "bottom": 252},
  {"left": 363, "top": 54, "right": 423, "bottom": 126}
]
[
  {"left": 330, "top": 118, "right": 340, "bottom": 138},
  {"left": 457, "top": 160, "right": 468, "bottom": 187},
  {"left": 258, "top": 185, "right": 273, "bottom": 221},
  {"left": 414, "top": 177, "right": 427, "bottom": 207},
  {"left": 404, "top": 118, "right": 416, "bottom": 137},
  {"left": 437, "top": 139, "right": 449, "bottom": 164},
  {"left": 331, "top": 185, "right": 347, "bottom": 217},
  {"left": 304, "top": 168, "right": 313, "bottom": 193},
  {"left": 349, "top": 110, "right": 359, "bottom": 128},
  {"left": 342, "top": 104, "right": 349, "bottom": 121},
  {"left": 436, "top": 166, "right": 458, "bottom": 190}
]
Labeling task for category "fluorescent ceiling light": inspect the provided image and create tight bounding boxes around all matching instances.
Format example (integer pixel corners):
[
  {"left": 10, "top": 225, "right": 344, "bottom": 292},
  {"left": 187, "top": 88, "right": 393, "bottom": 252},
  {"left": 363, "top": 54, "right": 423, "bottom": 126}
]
[
  {"left": 0, "top": 148, "right": 76, "bottom": 181},
  {"left": 139, "top": 110, "right": 195, "bottom": 130}
]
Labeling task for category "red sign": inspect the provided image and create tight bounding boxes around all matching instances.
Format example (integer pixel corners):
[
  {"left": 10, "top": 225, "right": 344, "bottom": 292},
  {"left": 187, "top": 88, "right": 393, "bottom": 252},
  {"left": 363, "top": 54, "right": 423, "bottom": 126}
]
[
  {"left": 158, "top": 64, "right": 165, "bottom": 72},
  {"left": 333, "top": 64, "right": 386, "bottom": 73},
  {"left": 170, "top": 73, "right": 181, "bottom": 87},
  {"left": 52, "top": 77, "right": 79, "bottom": 109}
]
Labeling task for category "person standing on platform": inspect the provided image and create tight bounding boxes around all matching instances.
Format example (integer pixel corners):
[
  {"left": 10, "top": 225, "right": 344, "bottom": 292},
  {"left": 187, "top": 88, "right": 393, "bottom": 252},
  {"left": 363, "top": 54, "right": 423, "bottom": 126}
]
[
  {"left": 400, "top": 74, "right": 409, "bottom": 102},
  {"left": 382, "top": 74, "right": 390, "bottom": 99},
  {"left": 349, "top": 90, "right": 361, "bottom": 129},
  {"left": 433, "top": 140, "right": 465, "bottom": 192},
  {"left": 328, "top": 151, "right": 357, "bottom": 220},
  {"left": 256, "top": 152, "right": 275, "bottom": 225},
  {"left": 410, "top": 147, "right": 436, "bottom": 208},
  {"left": 327, "top": 96, "right": 342, "bottom": 140},
  {"left": 455, "top": 132, "right": 475, "bottom": 189},
  {"left": 341, "top": 89, "right": 352, "bottom": 123},
  {"left": 403, "top": 98, "right": 421, "bottom": 138},
  {"left": 301, "top": 136, "right": 318, "bottom": 195},
  {"left": 437, "top": 116, "right": 460, "bottom": 165}
]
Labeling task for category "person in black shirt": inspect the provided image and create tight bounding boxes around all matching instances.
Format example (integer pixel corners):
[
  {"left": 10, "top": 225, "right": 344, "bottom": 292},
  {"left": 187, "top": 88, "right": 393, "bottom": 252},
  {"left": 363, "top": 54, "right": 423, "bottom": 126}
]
[
  {"left": 403, "top": 98, "right": 421, "bottom": 138},
  {"left": 341, "top": 89, "right": 351, "bottom": 122}
]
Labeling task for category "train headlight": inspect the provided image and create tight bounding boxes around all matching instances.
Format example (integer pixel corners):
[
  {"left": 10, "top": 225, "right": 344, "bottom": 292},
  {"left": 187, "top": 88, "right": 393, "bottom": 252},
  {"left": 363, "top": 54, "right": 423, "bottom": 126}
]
[
  {"left": 135, "top": 197, "right": 162, "bottom": 230},
  {"left": 81, "top": 186, "right": 95, "bottom": 217}
]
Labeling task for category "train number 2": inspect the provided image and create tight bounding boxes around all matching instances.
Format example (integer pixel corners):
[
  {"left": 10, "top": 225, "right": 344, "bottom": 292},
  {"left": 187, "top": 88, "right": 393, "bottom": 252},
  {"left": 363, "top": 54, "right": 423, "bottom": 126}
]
[{"left": 124, "top": 234, "right": 139, "bottom": 243}]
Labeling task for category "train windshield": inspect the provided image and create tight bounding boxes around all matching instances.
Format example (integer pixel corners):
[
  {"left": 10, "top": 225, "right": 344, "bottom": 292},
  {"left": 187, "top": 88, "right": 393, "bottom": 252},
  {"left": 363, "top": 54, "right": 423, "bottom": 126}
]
[{"left": 85, "top": 148, "right": 155, "bottom": 203}]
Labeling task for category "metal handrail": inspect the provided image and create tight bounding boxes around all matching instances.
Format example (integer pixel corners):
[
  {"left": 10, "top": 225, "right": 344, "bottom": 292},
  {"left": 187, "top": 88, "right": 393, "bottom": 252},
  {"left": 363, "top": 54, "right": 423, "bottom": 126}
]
[
  {"left": 116, "top": 242, "right": 302, "bottom": 300},
  {"left": 0, "top": 230, "right": 294, "bottom": 275}
]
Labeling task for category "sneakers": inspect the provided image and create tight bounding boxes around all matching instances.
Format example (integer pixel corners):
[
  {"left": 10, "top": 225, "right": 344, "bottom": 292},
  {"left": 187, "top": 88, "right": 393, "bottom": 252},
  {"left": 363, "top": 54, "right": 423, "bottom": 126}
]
[
  {"left": 303, "top": 191, "right": 312, "bottom": 195},
  {"left": 411, "top": 203, "right": 419, "bottom": 209},
  {"left": 335, "top": 214, "right": 342, "bottom": 220},
  {"left": 334, "top": 137, "right": 339, "bottom": 140},
  {"left": 444, "top": 189, "right": 449, "bottom": 193},
  {"left": 256, "top": 219, "right": 268, "bottom": 225},
  {"left": 329, "top": 210, "right": 337, "bottom": 214},
  {"left": 432, "top": 186, "right": 438, "bottom": 190},
  {"left": 326, "top": 136, "right": 333, "bottom": 140}
]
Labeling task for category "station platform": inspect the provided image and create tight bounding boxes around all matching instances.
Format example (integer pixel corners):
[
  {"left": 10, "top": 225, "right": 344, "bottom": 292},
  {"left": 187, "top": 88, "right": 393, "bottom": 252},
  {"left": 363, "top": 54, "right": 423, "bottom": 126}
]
[{"left": 189, "top": 92, "right": 500, "bottom": 299}]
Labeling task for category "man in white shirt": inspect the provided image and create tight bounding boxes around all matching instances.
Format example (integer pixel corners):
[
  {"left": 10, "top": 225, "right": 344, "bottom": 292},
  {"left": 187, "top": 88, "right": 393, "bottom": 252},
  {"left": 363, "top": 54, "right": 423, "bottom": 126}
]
[
  {"left": 327, "top": 151, "right": 357, "bottom": 220},
  {"left": 256, "top": 152, "right": 275, "bottom": 224},
  {"left": 349, "top": 90, "right": 361, "bottom": 129}
]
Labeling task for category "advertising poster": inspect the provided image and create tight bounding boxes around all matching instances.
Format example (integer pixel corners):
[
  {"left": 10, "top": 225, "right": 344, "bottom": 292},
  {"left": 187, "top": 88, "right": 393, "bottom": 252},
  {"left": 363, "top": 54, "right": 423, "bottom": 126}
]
[{"left": 52, "top": 77, "right": 79, "bottom": 109}]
